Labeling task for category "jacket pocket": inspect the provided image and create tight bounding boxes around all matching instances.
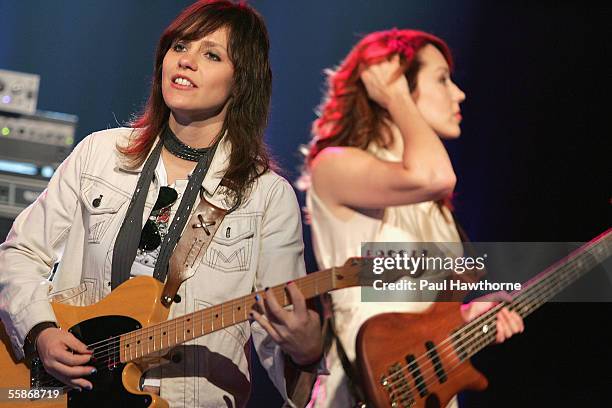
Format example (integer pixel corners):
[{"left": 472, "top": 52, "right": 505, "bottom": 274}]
[
  {"left": 203, "top": 216, "right": 256, "bottom": 273},
  {"left": 81, "top": 179, "right": 129, "bottom": 244},
  {"left": 48, "top": 278, "right": 98, "bottom": 306}
]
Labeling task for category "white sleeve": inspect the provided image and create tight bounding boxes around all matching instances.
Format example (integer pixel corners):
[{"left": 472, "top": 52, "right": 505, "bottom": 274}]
[
  {"left": 0, "top": 135, "right": 92, "bottom": 360},
  {"left": 250, "top": 177, "right": 306, "bottom": 406}
]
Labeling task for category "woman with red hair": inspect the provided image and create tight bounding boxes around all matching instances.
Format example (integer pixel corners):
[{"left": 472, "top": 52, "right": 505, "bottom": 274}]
[{"left": 301, "top": 29, "right": 524, "bottom": 407}]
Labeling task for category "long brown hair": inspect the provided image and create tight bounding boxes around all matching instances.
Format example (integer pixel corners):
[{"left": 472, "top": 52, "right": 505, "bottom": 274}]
[
  {"left": 304, "top": 29, "right": 453, "bottom": 166},
  {"left": 119, "top": 0, "right": 273, "bottom": 205}
]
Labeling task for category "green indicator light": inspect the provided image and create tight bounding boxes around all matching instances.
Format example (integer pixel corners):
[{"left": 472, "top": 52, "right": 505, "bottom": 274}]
[
  {"left": 1, "top": 127, "right": 9, "bottom": 136},
  {"left": 65, "top": 136, "right": 74, "bottom": 145}
]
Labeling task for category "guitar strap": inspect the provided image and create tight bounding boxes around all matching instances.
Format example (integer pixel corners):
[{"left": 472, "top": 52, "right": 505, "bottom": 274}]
[
  {"left": 160, "top": 186, "right": 229, "bottom": 307},
  {"left": 326, "top": 294, "right": 370, "bottom": 408}
]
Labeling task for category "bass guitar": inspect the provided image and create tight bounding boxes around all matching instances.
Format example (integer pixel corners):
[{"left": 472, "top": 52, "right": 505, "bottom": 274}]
[{"left": 356, "top": 229, "right": 611, "bottom": 408}]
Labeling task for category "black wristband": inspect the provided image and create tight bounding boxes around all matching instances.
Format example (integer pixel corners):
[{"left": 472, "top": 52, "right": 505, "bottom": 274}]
[
  {"left": 23, "top": 321, "right": 58, "bottom": 358},
  {"left": 287, "top": 353, "right": 323, "bottom": 373}
]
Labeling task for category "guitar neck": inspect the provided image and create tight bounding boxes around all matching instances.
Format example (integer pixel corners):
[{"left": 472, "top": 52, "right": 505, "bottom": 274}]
[
  {"left": 119, "top": 267, "right": 339, "bottom": 363},
  {"left": 455, "top": 229, "right": 611, "bottom": 360}
]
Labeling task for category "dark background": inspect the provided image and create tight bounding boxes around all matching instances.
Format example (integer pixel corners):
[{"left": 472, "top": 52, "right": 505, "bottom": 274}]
[{"left": 1, "top": 1, "right": 610, "bottom": 406}]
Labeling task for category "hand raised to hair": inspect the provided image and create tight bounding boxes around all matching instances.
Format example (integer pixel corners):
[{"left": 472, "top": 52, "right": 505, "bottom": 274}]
[
  {"left": 360, "top": 54, "right": 410, "bottom": 110},
  {"left": 460, "top": 291, "right": 525, "bottom": 344},
  {"left": 250, "top": 283, "right": 323, "bottom": 366}
]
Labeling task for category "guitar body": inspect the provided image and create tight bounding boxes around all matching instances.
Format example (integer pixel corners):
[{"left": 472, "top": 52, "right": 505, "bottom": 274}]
[
  {"left": 0, "top": 276, "right": 170, "bottom": 408},
  {"left": 356, "top": 302, "right": 488, "bottom": 408}
]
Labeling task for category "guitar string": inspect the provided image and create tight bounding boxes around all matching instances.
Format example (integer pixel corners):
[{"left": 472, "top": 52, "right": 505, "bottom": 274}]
[
  {"left": 386, "top": 251, "right": 599, "bottom": 400},
  {"left": 76, "top": 269, "right": 332, "bottom": 354},
  {"left": 30, "top": 261, "right": 568, "bottom": 391},
  {"left": 384, "top": 252, "right": 602, "bottom": 403},
  {"left": 77, "top": 266, "right": 450, "bottom": 364},
  {"left": 383, "top": 243, "right": 603, "bottom": 392},
  {"left": 90, "top": 273, "right": 333, "bottom": 362},
  {"left": 33, "top": 274, "right": 334, "bottom": 388},
  {"left": 384, "top": 235, "right": 609, "bottom": 396},
  {"left": 35, "top": 238, "right": 608, "bottom": 390},
  {"left": 84, "top": 272, "right": 330, "bottom": 360},
  {"left": 36, "top": 245, "right": 599, "bottom": 389},
  {"left": 389, "top": 275, "right": 582, "bottom": 404},
  {"left": 382, "top": 241, "right": 601, "bottom": 390},
  {"left": 33, "top": 260, "right": 559, "bottom": 390}
]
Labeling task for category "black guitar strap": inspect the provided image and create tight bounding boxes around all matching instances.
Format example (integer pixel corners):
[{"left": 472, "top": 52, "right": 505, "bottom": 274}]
[{"left": 326, "top": 295, "right": 370, "bottom": 408}]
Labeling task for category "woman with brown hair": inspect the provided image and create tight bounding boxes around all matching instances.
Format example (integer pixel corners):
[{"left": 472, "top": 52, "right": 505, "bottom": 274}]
[
  {"left": 0, "top": 1, "right": 322, "bottom": 406},
  {"left": 301, "top": 29, "right": 523, "bottom": 407}
]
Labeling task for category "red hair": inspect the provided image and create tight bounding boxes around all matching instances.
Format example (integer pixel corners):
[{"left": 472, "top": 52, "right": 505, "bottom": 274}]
[{"left": 305, "top": 29, "right": 453, "bottom": 166}]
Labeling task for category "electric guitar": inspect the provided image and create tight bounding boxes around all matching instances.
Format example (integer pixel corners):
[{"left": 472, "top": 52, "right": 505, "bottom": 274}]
[
  {"left": 0, "top": 252, "right": 386, "bottom": 407},
  {"left": 356, "top": 229, "right": 611, "bottom": 408}
]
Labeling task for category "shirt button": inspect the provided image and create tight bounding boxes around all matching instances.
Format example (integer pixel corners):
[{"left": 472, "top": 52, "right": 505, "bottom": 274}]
[{"left": 92, "top": 195, "right": 103, "bottom": 207}]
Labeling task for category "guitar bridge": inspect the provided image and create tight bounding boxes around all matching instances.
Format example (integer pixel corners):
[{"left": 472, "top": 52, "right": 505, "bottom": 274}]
[{"left": 384, "top": 362, "right": 416, "bottom": 408}]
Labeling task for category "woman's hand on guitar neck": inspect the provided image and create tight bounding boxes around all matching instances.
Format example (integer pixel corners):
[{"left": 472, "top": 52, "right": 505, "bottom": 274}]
[
  {"left": 36, "top": 327, "right": 96, "bottom": 391},
  {"left": 460, "top": 292, "right": 524, "bottom": 344},
  {"left": 250, "top": 282, "right": 324, "bottom": 366}
]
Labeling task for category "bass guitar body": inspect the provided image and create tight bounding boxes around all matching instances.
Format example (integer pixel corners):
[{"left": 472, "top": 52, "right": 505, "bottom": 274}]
[
  {"left": 0, "top": 276, "right": 170, "bottom": 408},
  {"left": 356, "top": 302, "right": 488, "bottom": 408}
]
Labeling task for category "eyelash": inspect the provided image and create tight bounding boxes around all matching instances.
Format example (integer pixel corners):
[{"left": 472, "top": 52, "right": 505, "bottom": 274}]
[
  {"left": 173, "top": 42, "right": 187, "bottom": 52},
  {"left": 204, "top": 51, "right": 221, "bottom": 62},
  {"left": 172, "top": 42, "right": 221, "bottom": 62}
]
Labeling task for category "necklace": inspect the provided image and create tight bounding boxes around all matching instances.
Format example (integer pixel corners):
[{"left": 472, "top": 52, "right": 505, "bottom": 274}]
[{"left": 163, "top": 126, "right": 213, "bottom": 162}]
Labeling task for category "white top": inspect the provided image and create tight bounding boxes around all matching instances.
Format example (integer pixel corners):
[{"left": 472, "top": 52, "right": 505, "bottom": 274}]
[
  {"left": 306, "top": 145, "right": 462, "bottom": 408},
  {"left": 130, "top": 156, "right": 188, "bottom": 277}
]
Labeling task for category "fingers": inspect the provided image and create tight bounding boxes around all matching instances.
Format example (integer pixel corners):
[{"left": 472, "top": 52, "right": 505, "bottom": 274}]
[
  {"left": 52, "top": 369, "right": 94, "bottom": 391},
  {"left": 495, "top": 308, "right": 511, "bottom": 343},
  {"left": 45, "top": 357, "right": 95, "bottom": 391},
  {"left": 471, "top": 301, "right": 496, "bottom": 317},
  {"left": 503, "top": 308, "right": 524, "bottom": 334},
  {"left": 362, "top": 54, "right": 400, "bottom": 74},
  {"left": 53, "top": 332, "right": 93, "bottom": 366},
  {"left": 55, "top": 349, "right": 93, "bottom": 367},
  {"left": 285, "top": 282, "right": 307, "bottom": 317},
  {"left": 250, "top": 307, "right": 282, "bottom": 344},
  {"left": 262, "top": 288, "right": 289, "bottom": 324},
  {"left": 461, "top": 301, "right": 496, "bottom": 322},
  {"left": 495, "top": 308, "right": 525, "bottom": 343},
  {"left": 64, "top": 332, "right": 93, "bottom": 355},
  {"left": 249, "top": 284, "right": 308, "bottom": 343},
  {"left": 360, "top": 54, "right": 409, "bottom": 109},
  {"left": 50, "top": 360, "right": 96, "bottom": 381},
  {"left": 37, "top": 329, "right": 95, "bottom": 390}
]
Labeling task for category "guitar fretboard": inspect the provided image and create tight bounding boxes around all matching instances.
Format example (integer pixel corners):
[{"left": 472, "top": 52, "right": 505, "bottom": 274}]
[
  {"left": 454, "top": 231, "right": 611, "bottom": 360},
  {"left": 118, "top": 267, "right": 336, "bottom": 362}
]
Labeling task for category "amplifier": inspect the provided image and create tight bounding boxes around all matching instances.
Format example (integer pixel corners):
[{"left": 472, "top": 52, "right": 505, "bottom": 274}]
[
  {"left": 0, "top": 110, "right": 77, "bottom": 168},
  {"left": 0, "top": 69, "right": 40, "bottom": 115},
  {"left": 0, "top": 173, "right": 48, "bottom": 218}
]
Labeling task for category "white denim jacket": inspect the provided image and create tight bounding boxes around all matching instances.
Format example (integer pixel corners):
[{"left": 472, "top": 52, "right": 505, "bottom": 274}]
[{"left": 0, "top": 127, "right": 306, "bottom": 407}]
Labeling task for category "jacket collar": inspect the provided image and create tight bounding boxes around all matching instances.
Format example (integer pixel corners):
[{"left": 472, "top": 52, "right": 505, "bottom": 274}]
[{"left": 116, "top": 130, "right": 232, "bottom": 209}]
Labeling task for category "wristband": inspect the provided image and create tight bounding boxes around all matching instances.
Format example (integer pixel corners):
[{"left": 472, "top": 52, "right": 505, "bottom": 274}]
[{"left": 23, "top": 321, "right": 58, "bottom": 359}]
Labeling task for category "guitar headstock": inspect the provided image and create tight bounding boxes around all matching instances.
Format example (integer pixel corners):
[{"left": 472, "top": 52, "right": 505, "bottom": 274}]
[{"left": 332, "top": 257, "right": 405, "bottom": 289}]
